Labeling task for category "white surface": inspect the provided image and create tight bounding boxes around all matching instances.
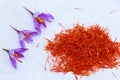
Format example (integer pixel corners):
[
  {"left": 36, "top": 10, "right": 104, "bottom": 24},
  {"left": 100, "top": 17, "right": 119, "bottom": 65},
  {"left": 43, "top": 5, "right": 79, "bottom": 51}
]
[{"left": 0, "top": 0, "right": 120, "bottom": 80}]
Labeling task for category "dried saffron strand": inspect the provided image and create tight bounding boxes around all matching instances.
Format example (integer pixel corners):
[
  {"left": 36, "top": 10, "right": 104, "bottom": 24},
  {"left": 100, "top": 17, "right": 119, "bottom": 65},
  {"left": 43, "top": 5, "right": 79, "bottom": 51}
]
[
  {"left": 75, "top": 75, "right": 78, "bottom": 80},
  {"left": 109, "top": 10, "right": 119, "bottom": 14},
  {"left": 74, "top": 8, "right": 84, "bottom": 10},
  {"left": 58, "top": 23, "right": 66, "bottom": 29},
  {"left": 112, "top": 72, "right": 117, "bottom": 79},
  {"left": 36, "top": 42, "right": 39, "bottom": 48},
  {"left": 45, "top": 24, "right": 120, "bottom": 79}
]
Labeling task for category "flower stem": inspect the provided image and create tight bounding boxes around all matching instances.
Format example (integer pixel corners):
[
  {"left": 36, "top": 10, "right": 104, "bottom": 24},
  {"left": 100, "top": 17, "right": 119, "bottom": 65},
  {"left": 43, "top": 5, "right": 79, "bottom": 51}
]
[
  {"left": 23, "top": 7, "right": 33, "bottom": 15},
  {"left": 2, "top": 48, "right": 9, "bottom": 53},
  {"left": 10, "top": 25, "right": 19, "bottom": 33}
]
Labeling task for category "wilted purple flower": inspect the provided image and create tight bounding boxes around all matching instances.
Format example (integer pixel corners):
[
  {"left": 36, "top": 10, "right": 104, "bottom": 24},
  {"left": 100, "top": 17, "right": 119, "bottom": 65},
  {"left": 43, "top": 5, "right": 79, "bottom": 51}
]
[
  {"left": 3, "top": 48, "right": 28, "bottom": 69},
  {"left": 10, "top": 25, "right": 38, "bottom": 48},
  {"left": 24, "top": 7, "right": 54, "bottom": 32}
]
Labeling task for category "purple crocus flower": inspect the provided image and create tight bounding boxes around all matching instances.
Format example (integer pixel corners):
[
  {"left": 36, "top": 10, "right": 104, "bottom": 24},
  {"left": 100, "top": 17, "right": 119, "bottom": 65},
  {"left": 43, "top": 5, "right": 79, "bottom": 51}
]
[
  {"left": 24, "top": 7, "right": 54, "bottom": 32},
  {"left": 10, "top": 25, "right": 38, "bottom": 48},
  {"left": 3, "top": 48, "right": 28, "bottom": 69}
]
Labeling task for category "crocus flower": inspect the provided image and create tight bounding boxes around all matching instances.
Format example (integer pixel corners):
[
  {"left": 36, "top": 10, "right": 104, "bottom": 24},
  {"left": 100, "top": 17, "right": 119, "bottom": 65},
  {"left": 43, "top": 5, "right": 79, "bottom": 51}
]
[
  {"left": 24, "top": 7, "right": 54, "bottom": 32},
  {"left": 10, "top": 25, "right": 38, "bottom": 48},
  {"left": 3, "top": 48, "right": 28, "bottom": 69}
]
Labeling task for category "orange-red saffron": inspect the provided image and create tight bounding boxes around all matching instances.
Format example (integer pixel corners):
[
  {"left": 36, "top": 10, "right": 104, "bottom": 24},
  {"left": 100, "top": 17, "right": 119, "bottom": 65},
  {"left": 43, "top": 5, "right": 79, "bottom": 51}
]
[{"left": 45, "top": 24, "right": 120, "bottom": 79}]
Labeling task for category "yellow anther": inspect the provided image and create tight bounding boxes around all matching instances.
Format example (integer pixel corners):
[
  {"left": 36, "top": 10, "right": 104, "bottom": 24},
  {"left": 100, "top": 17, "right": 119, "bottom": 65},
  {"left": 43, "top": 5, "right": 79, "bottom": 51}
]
[
  {"left": 36, "top": 16, "right": 43, "bottom": 23},
  {"left": 14, "top": 53, "right": 23, "bottom": 63},
  {"left": 14, "top": 53, "right": 18, "bottom": 57}
]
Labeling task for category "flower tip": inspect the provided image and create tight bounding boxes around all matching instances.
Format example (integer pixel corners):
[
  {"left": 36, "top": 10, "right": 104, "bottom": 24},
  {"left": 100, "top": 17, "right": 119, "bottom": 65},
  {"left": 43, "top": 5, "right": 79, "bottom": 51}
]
[
  {"left": 2, "top": 48, "right": 9, "bottom": 52},
  {"left": 10, "top": 25, "right": 19, "bottom": 33},
  {"left": 36, "top": 30, "right": 41, "bottom": 34},
  {"left": 14, "top": 66, "right": 17, "bottom": 69},
  {"left": 23, "top": 6, "right": 33, "bottom": 15},
  {"left": 24, "top": 48, "right": 29, "bottom": 51},
  {"left": 44, "top": 38, "right": 52, "bottom": 42},
  {"left": 10, "top": 25, "right": 14, "bottom": 28}
]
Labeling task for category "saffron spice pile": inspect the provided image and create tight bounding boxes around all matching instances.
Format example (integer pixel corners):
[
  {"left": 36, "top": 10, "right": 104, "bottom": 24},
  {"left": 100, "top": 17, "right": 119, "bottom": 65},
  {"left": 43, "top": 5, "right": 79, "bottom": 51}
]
[{"left": 45, "top": 24, "right": 120, "bottom": 78}]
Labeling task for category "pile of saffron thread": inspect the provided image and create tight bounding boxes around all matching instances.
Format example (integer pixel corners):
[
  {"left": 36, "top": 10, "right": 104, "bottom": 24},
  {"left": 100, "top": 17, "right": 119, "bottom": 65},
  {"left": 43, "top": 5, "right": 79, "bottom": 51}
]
[{"left": 45, "top": 24, "right": 120, "bottom": 78}]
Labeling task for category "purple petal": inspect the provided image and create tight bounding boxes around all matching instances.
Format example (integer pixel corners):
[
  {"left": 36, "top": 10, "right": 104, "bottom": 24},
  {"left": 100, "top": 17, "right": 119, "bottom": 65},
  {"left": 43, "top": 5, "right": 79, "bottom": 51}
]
[
  {"left": 42, "top": 21, "right": 47, "bottom": 27},
  {"left": 10, "top": 57, "right": 17, "bottom": 69},
  {"left": 21, "top": 30, "right": 38, "bottom": 42},
  {"left": 21, "top": 30, "right": 32, "bottom": 33},
  {"left": 13, "top": 48, "right": 28, "bottom": 53},
  {"left": 29, "top": 32, "right": 38, "bottom": 36},
  {"left": 8, "top": 51, "right": 17, "bottom": 68},
  {"left": 25, "top": 37, "right": 33, "bottom": 43},
  {"left": 39, "top": 13, "right": 54, "bottom": 22},
  {"left": 19, "top": 40, "right": 25, "bottom": 48},
  {"left": 33, "top": 18, "right": 42, "bottom": 32},
  {"left": 19, "top": 32, "right": 25, "bottom": 47},
  {"left": 9, "top": 50, "right": 14, "bottom": 57},
  {"left": 22, "top": 30, "right": 38, "bottom": 37},
  {"left": 19, "top": 32, "right": 24, "bottom": 41},
  {"left": 21, "top": 30, "right": 36, "bottom": 34}
]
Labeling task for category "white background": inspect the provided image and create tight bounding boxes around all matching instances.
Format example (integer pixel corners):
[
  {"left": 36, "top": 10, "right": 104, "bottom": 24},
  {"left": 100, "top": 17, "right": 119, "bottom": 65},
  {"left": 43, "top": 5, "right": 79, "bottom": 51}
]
[{"left": 0, "top": 0, "right": 120, "bottom": 80}]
